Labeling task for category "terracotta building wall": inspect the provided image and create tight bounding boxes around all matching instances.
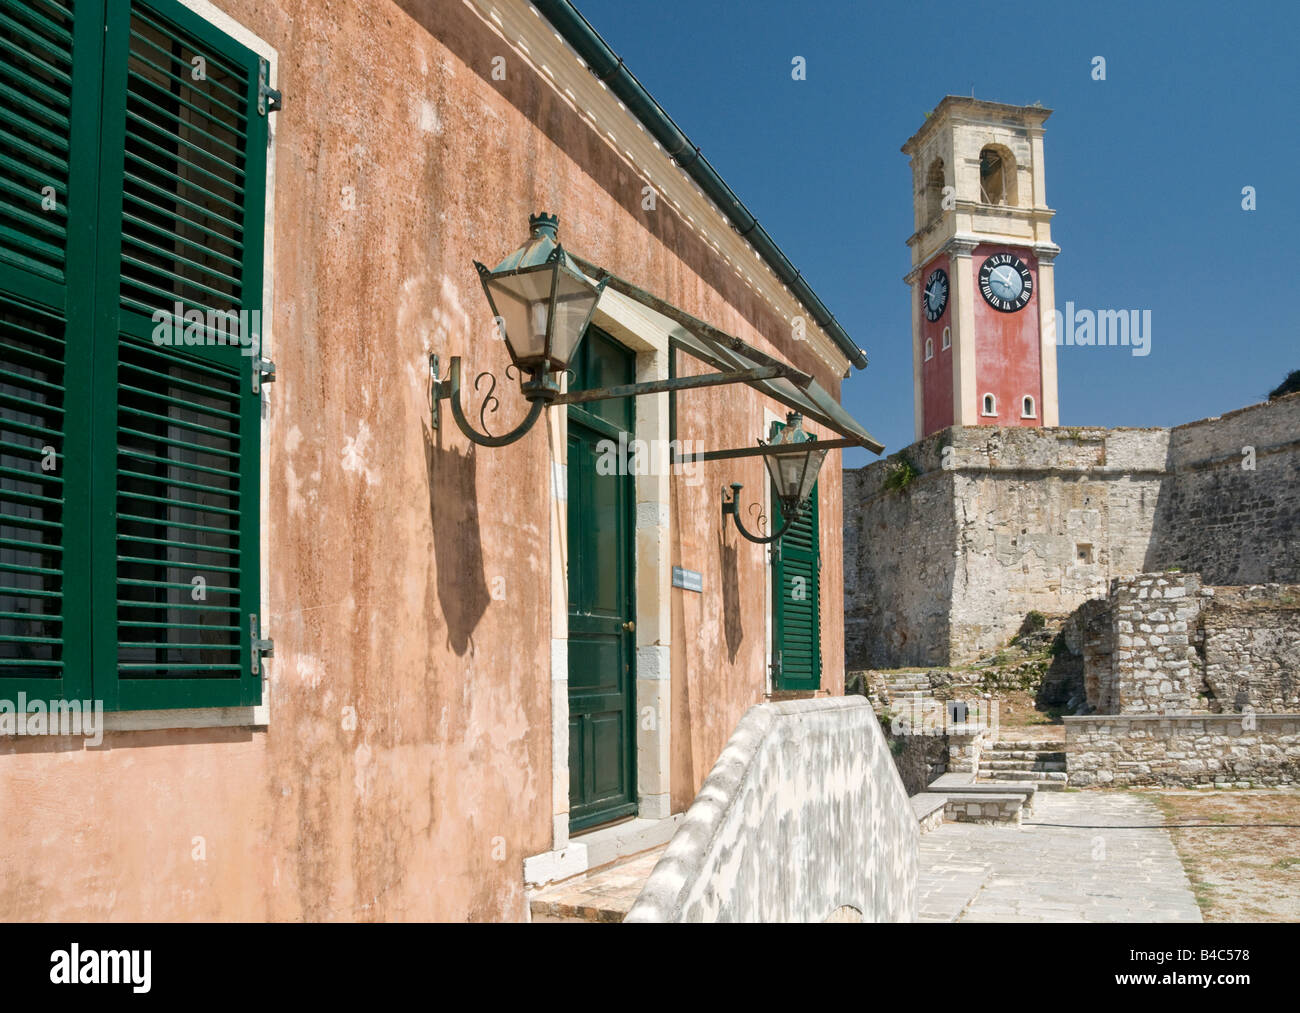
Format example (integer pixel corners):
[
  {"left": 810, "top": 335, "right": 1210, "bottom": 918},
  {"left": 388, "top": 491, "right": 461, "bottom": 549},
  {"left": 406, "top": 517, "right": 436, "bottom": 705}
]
[
  {"left": 971, "top": 244, "right": 1042, "bottom": 427},
  {"left": 0, "top": 0, "right": 849, "bottom": 921},
  {"left": 919, "top": 254, "right": 954, "bottom": 437}
]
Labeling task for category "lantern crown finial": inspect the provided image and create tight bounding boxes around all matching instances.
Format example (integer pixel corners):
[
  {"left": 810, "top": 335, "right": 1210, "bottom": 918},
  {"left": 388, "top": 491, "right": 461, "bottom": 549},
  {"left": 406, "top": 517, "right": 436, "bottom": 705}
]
[{"left": 528, "top": 212, "right": 559, "bottom": 240}]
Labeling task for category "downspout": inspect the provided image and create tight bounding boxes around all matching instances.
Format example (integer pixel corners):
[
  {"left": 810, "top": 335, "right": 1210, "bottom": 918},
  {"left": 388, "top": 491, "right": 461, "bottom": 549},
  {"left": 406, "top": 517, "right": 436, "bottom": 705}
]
[{"left": 532, "top": 0, "right": 869, "bottom": 372}]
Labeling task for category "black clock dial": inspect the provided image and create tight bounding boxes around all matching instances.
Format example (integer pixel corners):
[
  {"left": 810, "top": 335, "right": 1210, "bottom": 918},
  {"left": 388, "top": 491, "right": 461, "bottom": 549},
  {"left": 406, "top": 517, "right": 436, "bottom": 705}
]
[
  {"left": 978, "top": 253, "right": 1033, "bottom": 312},
  {"left": 922, "top": 268, "right": 949, "bottom": 322}
]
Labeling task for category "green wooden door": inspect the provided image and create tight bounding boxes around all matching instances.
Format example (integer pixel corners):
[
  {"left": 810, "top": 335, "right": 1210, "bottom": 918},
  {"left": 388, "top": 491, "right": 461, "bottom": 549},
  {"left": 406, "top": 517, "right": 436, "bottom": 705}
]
[
  {"left": 771, "top": 474, "right": 821, "bottom": 692},
  {"left": 567, "top": 329, "right": 636, "bottom": 832}
]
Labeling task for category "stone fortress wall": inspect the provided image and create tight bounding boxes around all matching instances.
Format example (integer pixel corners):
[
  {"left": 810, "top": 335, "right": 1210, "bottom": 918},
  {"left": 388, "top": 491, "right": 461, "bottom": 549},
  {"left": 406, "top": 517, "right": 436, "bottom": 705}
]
[{"left": 844, "top": 392, "right": 1300, "bottom": 669}]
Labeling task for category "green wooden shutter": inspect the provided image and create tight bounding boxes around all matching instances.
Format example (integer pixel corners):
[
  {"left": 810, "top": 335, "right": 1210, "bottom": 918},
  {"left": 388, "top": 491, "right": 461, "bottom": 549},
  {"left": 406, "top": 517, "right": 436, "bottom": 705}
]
[
  {"left": 771, "top": 476, "right": 821, "bottom": 692},
  {"left": 0, "top": 0, "right": 104, "bottom": 704},
  {"left": 90, "top": 0, "right": 267, "bottom": 709}
]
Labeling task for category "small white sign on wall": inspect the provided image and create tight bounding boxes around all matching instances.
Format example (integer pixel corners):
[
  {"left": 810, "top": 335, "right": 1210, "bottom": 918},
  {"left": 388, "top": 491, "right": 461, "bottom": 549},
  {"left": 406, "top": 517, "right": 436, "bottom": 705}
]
[{"left": 672, "top": 566, "right": 703, "bottom": 593}]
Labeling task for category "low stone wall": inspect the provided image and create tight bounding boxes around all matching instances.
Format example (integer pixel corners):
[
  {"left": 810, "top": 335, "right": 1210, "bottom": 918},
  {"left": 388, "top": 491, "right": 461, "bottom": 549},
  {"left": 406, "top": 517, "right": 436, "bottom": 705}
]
[
  {"left": 1065, "top": 713, "right": 1300, "bottom": 787},
  {"left": 944, "top": 794, "right": 1024, "bottom": 824},
  {"left": 624, "top": 696, "right": 917, "bottom": 923}
]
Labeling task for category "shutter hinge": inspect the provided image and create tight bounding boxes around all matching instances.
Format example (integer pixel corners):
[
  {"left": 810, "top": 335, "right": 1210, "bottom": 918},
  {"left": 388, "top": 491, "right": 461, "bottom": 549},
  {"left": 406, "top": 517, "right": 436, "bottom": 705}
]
[
  {"left": 253, "top": 357, "right": 276, "bottom": 394},
  {"left": 770, "top": 650, "right": 782, "bottom": 677},
  {"left": 250, "top": 614, "right": 274, "bottom": 675},
  {"left": 258, "top": 59, "right": 282, "bottom": 115}
]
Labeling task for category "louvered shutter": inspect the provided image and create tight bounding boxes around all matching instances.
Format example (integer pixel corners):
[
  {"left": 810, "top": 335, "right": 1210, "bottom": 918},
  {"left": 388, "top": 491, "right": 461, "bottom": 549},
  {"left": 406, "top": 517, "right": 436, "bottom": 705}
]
[
  {"left": 0, "top": 0, "right": 102, "bottom": 703},
  {"left": 91, "top": 0, "right": 267, "bottom": 709},
  {"left": 771, "top": 476, "right": 821, "bottom": 692}
]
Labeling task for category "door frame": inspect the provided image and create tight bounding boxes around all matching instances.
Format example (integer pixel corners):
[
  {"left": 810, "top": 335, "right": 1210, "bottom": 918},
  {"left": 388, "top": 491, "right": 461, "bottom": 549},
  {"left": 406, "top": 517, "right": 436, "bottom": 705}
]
[
  {"left": 543, "top": 297, "right": 674, "bottom": 857},
  {"left": 565, "top": 399, "right": 637, "bottom": 832}
]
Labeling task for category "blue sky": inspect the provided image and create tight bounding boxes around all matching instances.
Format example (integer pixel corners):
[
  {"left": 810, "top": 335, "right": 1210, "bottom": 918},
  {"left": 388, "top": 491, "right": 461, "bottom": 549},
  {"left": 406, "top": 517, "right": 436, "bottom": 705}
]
[{"left": 575, "top": 0, "right": 1300, "bottom": 466}]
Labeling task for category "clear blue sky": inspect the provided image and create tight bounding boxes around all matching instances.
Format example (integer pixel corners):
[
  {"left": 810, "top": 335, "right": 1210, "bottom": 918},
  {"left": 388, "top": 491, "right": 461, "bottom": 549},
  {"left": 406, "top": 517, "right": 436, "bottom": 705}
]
[{"left": 575, "top": 0, "right": 1300, "bottom": 466}]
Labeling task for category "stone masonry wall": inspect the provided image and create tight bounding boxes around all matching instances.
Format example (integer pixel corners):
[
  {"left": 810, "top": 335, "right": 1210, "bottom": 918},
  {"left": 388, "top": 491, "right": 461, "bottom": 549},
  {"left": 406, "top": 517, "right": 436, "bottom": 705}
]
[
  {"left": 1200, "top": 586, "right": 1300, "bottom": 712},
  {"left": 844, "top": 433, "right": 957, "bottom": 668},
  {"left": 1078, "top": 575, "right": 1300, "bottom": 715},
  {"left": 844, "top": 393, "right": 1300, "bottom": 668},
  {"left": 1065, "top": 713, "right": 1300, "bottom": 787},
  {"left": 1079, "top": 598, "right": 1114, "bottom": 712},
  {"left": 1111, "top": 573, "right": 1204, "bottom": 713},
  {"left": 1154, "top": 394, "right": 1300, "bottom": 584}
]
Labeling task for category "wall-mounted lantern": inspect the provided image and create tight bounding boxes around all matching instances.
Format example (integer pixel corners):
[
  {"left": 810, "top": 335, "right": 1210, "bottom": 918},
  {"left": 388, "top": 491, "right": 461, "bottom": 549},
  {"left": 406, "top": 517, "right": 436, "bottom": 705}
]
[
  {"left": 431, "top": 215, "right": 878, "bottom": 507},
  {"left": 431, "top": 213, "right": 606, "bottom": 446},
  {"left": 722, "top": 413, "right": 827, "bottom": 544}
]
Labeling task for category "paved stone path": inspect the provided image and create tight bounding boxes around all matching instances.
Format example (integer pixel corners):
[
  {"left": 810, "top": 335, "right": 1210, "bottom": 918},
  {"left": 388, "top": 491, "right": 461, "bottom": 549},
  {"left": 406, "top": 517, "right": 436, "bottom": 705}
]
[{"left": 917, "top": 791, "right": 1202, "bottom": 922}]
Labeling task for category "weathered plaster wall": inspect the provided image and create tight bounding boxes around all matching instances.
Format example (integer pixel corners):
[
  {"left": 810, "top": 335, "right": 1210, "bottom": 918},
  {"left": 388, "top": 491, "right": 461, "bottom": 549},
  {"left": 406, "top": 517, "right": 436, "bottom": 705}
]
[
  {"left": 845, "top": 394, "right": 1300, "bottom": 668},
  {"left": 625, "top": 696, "right": 918, "bottom": 923},
  {"left": 0, "top": 0, "right": 852, "bottom": 921}
]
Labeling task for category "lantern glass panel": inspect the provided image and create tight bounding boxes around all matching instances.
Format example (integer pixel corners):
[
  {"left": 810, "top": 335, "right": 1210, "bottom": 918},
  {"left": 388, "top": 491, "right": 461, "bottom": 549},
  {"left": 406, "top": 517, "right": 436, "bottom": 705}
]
[
  {"left": 485, "top": 266, "right": 557, "bottom": 368},
  {"left": 549, "top": 267, "right": 602, "bottom": 369}
]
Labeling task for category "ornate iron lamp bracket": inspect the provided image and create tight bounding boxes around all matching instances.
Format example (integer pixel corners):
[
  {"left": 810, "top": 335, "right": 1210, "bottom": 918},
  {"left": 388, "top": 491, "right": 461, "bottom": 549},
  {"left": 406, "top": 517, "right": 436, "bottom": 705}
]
[
  {"left": 721, "top": 482, "right": 798, "bottom": 545},
  {"left": 430, "top": 354, "right": 546, "bottom": 448}
]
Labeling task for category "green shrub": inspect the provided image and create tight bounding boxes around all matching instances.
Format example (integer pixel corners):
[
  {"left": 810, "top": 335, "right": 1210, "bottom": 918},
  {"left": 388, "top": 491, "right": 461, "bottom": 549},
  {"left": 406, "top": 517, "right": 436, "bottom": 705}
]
[{"left": 882, "top": 455, "right": 920, "bottom": 492}]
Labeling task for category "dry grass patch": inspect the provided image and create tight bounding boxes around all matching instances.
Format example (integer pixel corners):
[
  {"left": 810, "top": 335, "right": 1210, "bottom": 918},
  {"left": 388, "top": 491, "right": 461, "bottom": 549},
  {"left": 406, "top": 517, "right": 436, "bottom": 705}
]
[{"left": 1144, "top": 789, "right": 1300, "bottom": 922}]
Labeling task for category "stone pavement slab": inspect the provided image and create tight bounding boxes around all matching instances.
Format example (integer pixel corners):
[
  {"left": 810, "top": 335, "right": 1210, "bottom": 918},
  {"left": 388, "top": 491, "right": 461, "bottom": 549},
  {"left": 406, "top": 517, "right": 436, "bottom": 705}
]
[{"left": 917, "top": 791, "right": 1202, "bottom": 922}]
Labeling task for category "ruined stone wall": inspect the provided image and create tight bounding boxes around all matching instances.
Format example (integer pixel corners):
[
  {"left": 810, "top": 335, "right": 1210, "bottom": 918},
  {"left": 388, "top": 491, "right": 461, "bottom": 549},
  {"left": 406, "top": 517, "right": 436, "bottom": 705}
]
[
  {"left": 1065, "top": 713, "right": 1300, "bottom": 787},
  {"left": 843, "top": 393, "right": 1300, "bottom": 669},
  {"left": 1077, "top": 576, "right": 1300, "bottom": 715},
  {"left": 1111, "top": 574, "right": 1204, "bottom": 713},
  {"left": 1078, "top": 598, "right": 1114, "bottom": 712},
  {"left": 1198, "top": 586, "right": 1300, "bottom": 711}
]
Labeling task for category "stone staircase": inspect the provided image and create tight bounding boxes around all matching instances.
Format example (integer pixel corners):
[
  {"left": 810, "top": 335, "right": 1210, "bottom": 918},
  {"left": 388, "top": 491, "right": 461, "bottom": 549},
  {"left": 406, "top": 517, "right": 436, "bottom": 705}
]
[
  {"left": 865, "top": 670, "right": 933, "bottom": 712},
  {"left": 978, "top": 740, "right": 1069, "bottom": 790}
]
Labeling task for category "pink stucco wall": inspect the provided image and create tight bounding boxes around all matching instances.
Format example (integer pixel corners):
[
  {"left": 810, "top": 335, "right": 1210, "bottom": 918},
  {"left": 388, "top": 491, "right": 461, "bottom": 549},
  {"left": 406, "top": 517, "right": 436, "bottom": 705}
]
[{"left": 0, "top": 0, "right": 852, "bottom": 921}]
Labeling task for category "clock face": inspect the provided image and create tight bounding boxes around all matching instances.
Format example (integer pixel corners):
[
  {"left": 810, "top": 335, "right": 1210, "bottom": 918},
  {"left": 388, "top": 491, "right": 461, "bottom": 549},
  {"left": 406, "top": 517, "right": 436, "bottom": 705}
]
[
  {"left": 978, "top": 253, "right": 1033, "bottom": 312},
  {"left": 923, "top": 268, "right": 949, "bottom": 322}
]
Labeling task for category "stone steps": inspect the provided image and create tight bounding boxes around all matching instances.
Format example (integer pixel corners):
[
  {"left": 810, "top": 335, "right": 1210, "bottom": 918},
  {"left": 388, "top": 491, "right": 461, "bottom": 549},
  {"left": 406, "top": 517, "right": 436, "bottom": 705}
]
[
  {"left": 977, "top": 741, "right": 1070, "bottom": 790},
  {"left": 979, "top": 758, "right": 1067, "bottom": 771}
]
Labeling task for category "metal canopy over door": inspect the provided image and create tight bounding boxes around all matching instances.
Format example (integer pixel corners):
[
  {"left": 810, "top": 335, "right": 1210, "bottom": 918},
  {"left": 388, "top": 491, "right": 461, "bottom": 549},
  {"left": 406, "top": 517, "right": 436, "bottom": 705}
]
[
  {"left": 771, "top": 466, "right": 821, "bottom": 691},
  {"left": 566, "top": 328, "right": 637, "bottom": 832}
]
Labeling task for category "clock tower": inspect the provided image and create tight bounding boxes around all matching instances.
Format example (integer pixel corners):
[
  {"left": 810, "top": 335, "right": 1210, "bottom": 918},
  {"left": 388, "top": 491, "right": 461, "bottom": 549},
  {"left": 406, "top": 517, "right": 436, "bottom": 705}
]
[{"left": 902, "top": 97, "right": 1060, "bottom": 440}]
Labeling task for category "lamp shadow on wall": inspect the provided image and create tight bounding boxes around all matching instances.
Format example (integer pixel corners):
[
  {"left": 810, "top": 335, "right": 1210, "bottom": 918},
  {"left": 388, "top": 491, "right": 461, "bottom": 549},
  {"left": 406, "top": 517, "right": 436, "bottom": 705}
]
[
  {"left": 423, "top": 424, "right": 491, "bottom": 656},
  {"left": 718, "top": 513, "right": 744, "bottom": 663}
]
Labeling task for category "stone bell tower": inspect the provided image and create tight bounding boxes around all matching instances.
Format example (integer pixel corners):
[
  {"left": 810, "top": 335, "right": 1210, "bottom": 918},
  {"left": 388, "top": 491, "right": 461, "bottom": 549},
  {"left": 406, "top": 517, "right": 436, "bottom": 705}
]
[{"left": 902, "top": 97, "right": 1060, "bottom": 441}]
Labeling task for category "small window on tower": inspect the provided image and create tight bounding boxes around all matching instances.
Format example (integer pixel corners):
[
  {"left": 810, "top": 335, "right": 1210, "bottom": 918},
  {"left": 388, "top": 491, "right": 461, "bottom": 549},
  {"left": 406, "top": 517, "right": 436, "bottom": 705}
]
[
  {"left": 941, "top": 326, "right": 951, "bottom": 350},
  {"left": 982, "top": 393, "right": 997, "bottom": 417},
  {"left": 924, "top": 337, "right": 934, "bottom": 361},
  {"left": 924, "top": 157, "right": 946, "bottom": 224},
  {"left": 978, "top": 145, "right": 1017, "bottom": 206},
  {"left": 1022, "top": 395, "right": 1036, "bottom": 418}
]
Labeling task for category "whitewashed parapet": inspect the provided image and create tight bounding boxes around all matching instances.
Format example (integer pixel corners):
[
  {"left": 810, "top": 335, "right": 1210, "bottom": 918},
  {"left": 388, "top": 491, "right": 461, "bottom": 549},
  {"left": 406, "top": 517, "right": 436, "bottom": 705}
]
[{"left": 624, "top": 696, "right": 917, "bottom": 923}]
